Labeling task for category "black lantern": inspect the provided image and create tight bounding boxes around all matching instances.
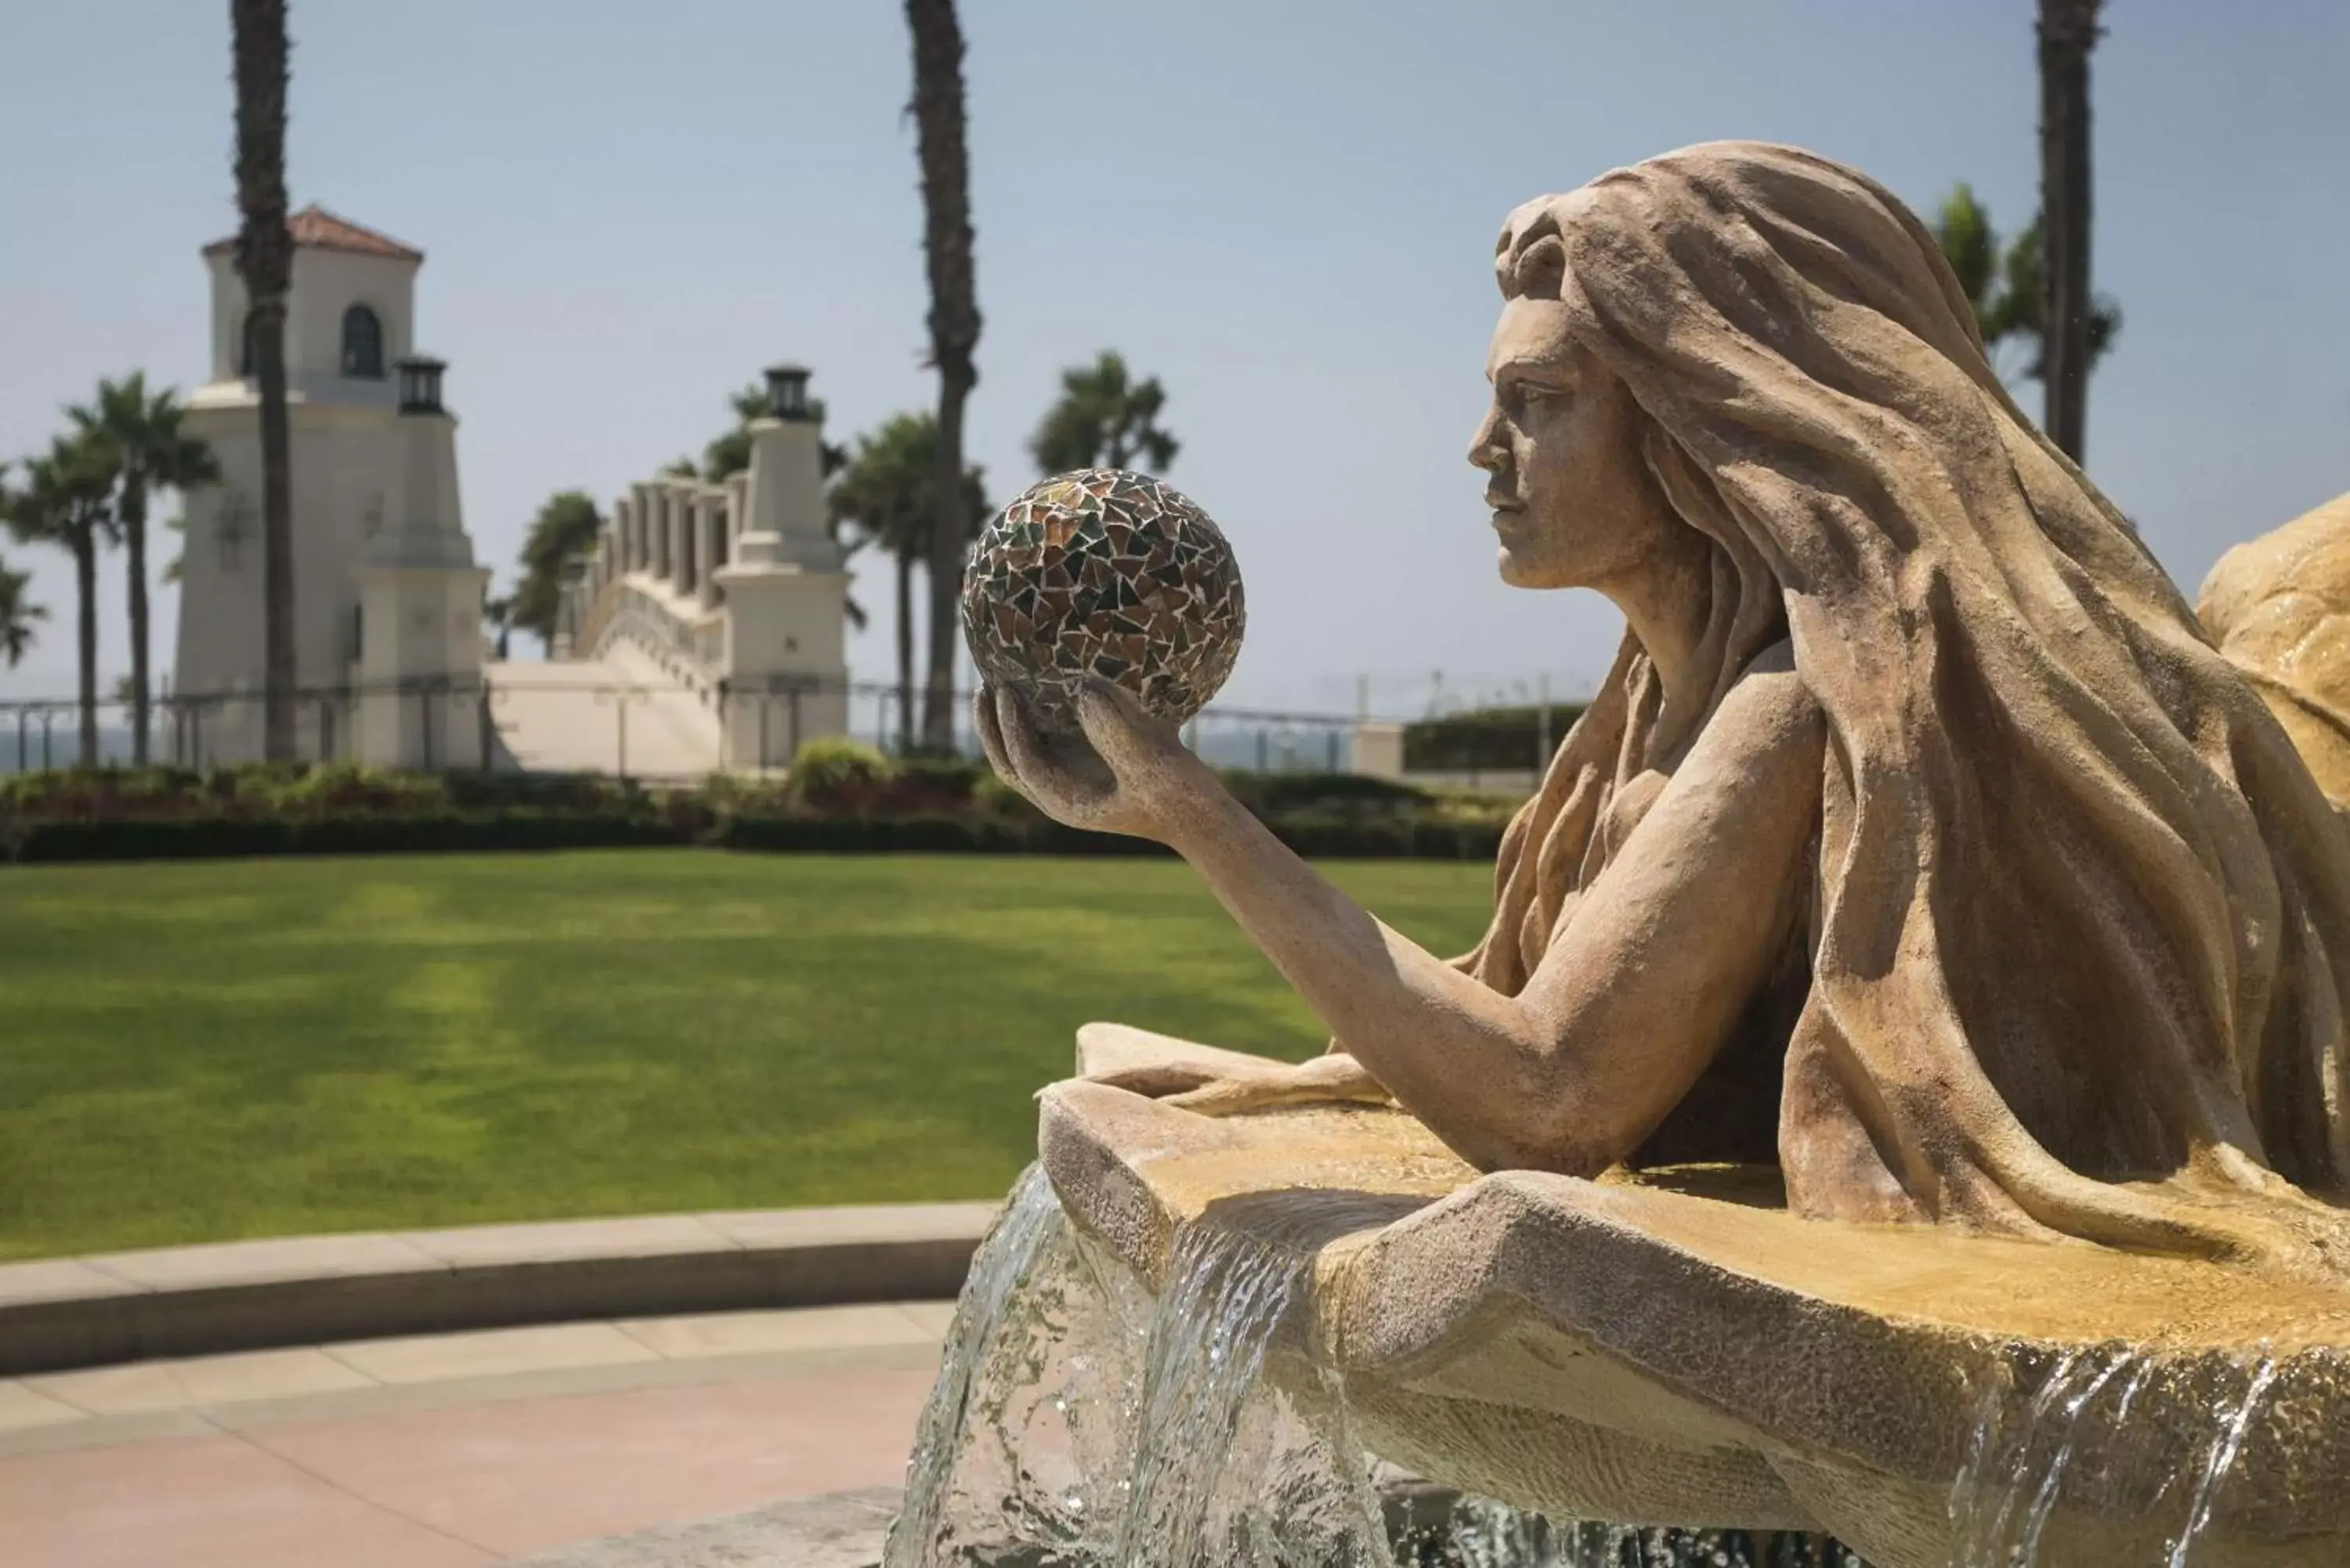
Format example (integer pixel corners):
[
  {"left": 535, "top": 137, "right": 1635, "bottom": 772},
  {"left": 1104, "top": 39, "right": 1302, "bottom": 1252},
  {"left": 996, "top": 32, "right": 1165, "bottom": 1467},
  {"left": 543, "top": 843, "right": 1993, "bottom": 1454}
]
[
  {"left": 396, "top": 356, "right": 447, "bottom": 414},
  {"left": 764, "top": 363, "right": 812, "bottom": 423}
]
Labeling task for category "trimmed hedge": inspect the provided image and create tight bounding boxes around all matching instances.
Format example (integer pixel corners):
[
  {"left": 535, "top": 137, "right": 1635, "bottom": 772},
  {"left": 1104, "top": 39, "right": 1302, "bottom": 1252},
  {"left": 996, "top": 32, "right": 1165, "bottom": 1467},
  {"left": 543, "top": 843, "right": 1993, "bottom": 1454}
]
[
  {"left": 1403, "top": 703, "right": 1588, "bottom": 774},
  {"left": 5, "top": 812, "right": 678, "bottom": 865},
  {"left": 0, "top": 758, "right": 1515, "bottom": 865},
  {"left": 5, "top": 807, "right": 1506, "bottom": 865},
  {"left": 711, "top": 812, "right": 1167, "bottom": 858}
]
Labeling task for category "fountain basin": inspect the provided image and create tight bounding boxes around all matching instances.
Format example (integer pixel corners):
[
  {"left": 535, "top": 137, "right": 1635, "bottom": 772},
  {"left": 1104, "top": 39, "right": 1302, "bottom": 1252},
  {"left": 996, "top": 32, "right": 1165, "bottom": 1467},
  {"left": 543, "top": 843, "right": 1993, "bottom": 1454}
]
[{"left": 1039, "top": 1024, "right": 2350, "bottom": 1568}]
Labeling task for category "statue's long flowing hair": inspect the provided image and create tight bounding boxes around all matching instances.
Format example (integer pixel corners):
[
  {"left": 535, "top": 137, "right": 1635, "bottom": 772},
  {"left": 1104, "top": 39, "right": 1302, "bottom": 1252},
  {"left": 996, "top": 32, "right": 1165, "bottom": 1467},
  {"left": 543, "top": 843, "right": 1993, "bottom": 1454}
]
[{"left": 1467, "top": 142, "right": 2350, "bottom": 1277}]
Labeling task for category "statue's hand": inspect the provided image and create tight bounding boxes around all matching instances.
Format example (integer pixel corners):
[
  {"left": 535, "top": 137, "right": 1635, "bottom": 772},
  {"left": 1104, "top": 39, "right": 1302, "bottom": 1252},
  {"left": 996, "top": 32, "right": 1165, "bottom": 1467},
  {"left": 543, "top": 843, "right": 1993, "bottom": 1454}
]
[
  {"left": 1090, "top": 1053, "right": 1394, "bottom": 1118},
  {"left": 1083, "top": 1059, "right": 1255, "bottom": 1098},
  {"left": 974, "top": 680, "right": 1212, "bottom": 844}
]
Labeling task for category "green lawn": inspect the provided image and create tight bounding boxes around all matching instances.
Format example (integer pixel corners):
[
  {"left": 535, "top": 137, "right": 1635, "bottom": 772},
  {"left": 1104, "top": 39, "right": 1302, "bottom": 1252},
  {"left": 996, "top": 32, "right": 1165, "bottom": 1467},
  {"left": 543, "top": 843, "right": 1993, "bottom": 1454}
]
[{"left": 0, "top": 850, "right": 1492, "bottom": 1260}]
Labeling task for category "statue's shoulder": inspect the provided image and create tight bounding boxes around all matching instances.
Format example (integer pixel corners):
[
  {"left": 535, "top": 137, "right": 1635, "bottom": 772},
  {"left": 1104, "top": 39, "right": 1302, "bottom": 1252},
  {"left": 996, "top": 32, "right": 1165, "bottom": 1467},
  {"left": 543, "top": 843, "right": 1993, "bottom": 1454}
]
[{"left": 1716, "top": 638, "right": 1820, "bottom": 753}]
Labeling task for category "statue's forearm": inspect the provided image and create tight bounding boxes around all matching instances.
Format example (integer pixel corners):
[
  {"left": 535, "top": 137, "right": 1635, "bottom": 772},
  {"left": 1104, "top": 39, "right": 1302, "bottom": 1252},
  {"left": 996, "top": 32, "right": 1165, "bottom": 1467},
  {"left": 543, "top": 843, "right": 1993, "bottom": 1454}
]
[{"left": 1166, "top": 791, "right": 1580, "bottom": 1169}]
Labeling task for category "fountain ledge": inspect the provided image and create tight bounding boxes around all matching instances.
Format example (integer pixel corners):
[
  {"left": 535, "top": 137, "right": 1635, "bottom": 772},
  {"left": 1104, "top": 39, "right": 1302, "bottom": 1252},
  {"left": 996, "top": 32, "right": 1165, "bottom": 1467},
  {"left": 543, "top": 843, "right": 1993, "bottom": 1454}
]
[{"left": 1038, "top": 1024, "right": 2350, "bottom": 1568}]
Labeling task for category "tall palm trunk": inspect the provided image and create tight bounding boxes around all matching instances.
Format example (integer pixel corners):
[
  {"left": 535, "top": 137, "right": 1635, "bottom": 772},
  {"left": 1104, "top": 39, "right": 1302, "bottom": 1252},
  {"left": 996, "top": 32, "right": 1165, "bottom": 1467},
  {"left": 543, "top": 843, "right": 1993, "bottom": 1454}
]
[
  {"left": 121, "top": 475, "right": 151, "bottom": 764},
  {"left": 2037, "top": 0, "right": 2102, "bottom": 462},
  {"left": 906, "top": 0, "right": 980, "bottom": 753},
  {"left": 74, "top": 534, "right": 99, "bottom": 767},
  {"left": 895, "top": 547, "right": 916, "bottom": 753},
  {"left": 233, "top": 0, "right": 297, "bottom": 760}
]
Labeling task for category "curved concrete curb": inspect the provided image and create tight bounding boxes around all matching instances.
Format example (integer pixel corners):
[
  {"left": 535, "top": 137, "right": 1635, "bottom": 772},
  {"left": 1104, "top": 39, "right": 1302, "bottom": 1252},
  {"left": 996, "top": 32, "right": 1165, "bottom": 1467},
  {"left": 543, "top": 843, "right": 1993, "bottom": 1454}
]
[{"left": 0, "top": 1202, "right": 994, "bottom": 1376}]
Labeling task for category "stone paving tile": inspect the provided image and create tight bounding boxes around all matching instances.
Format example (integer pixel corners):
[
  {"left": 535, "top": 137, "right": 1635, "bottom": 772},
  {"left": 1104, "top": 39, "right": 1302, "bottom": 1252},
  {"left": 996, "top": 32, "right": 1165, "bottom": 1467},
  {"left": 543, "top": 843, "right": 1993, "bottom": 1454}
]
[
  {"left": 0, "top": 1259, "right": 143, "bottom": 1310},
  {"left": 0, "top": 1409, "right": 215, "bottom": 1461},
  {"left": 0, "top": 1432, "right": 494, "bottom": 1567},
  {"left": 615, "top": 1303, "right": 940, "bottom": 1361},
  {"left": 894, "top": 1300, "right": 960, "bottom": 1336},
  {"left": 506, "top": 1485, "right": 902, "bottom": 1567},
  {"left": 84, "top": 1232, "right": 443, "bottom": 1292},
  {"left": 0, "top": 1379, "right": 85, "bottom": 1433},
  {"left": 324, "top": 1322, "right": 659, "bottom": 1386},
  {"left": 696, "top": 1201, "right": 996, "bottom": 1249},
  {"left": 241, "top": 1367, "right": 934, "bottom": 1558},
  {"left": 25, "top": 1347, "right": 377, "bottom": 1416},
  {"left": 0, "top": 1302, "right": 949, "bottom": 1454},
  {"left": 204, "top": 1340, "right": 942, "bottom": 1438}
]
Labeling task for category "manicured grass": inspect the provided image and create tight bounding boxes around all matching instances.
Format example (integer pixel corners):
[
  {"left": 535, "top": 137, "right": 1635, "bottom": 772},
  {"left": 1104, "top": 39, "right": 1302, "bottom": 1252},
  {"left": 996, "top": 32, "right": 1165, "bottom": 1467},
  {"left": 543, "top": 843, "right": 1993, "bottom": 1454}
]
[{"left": 0, "top": 850, "right": 1492, "bottom": 1259}]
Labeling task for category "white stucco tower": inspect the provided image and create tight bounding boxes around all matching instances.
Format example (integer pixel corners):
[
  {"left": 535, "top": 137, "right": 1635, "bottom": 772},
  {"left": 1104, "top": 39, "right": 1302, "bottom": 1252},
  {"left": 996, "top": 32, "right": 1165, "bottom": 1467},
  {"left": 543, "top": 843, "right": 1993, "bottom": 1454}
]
[{"left": 174, "top": 207, "right": 486, "bottom": 764}]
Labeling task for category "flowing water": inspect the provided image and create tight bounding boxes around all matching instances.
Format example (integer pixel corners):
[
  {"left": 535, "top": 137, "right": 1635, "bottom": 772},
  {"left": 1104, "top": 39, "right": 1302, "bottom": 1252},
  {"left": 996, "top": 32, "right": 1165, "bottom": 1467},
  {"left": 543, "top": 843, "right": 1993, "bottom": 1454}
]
[
  {"left": 889, "top": 1168, "right": 2290, "bottom": 1566},
  {"left": 888, "top": 1168, "right": 1866, "bottom": 1567},
  {"left": 1948, "top": 1340, "right": 2291, "bottom": 1567}
]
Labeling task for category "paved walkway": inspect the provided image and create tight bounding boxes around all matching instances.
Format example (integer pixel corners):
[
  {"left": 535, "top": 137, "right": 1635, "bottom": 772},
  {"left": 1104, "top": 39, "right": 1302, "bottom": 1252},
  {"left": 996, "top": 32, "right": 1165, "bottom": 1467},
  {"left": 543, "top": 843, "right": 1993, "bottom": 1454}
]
[
  {"left": 485, "top": 643, "right": 721, "bottom": 779},
  {"left": 0, "top": 1303, "right": 949, "bottom": 1566}
]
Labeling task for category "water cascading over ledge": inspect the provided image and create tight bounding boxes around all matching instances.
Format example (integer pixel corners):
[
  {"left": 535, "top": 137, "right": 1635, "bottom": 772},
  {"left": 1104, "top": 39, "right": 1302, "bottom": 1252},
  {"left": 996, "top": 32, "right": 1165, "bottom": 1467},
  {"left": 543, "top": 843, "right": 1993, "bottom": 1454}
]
[
  {"left": 880, "top": 1024, "right": 2350, "bottom": 1568},
  {"left": 887, "top": 1162, "right": 1873, "bottom": 1567}
]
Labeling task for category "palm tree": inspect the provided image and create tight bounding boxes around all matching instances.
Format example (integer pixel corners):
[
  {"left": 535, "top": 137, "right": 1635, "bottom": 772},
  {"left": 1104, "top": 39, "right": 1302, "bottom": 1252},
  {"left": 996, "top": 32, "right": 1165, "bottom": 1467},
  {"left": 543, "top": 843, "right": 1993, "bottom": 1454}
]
[
  {"left": 1931, "top": 185, "right": 2119, "bottom": 390},
  {"left": 231, "top": 0, "right": 296, "bottom": 758},
  {"left": 2037, "top": 0, "right": 2104, "bottom": 461},
  {"left": 4, "top": 435, "right": 119, "bottom": 764},
  {"left": 68, "top": 374, "right": 219, "bottom": 764},
  {"left": 0, "top": 464, "right": 46, "bottom": 671},
  {"left": 827, "top": 414, "right": 988, "bottom": 753},
  {"left": 1029, "top": 352, "right": 1181, "bottom": 475},
  {"left": 1990, "top": 210, "right": 2121, "bottom": 386},
  {"left": 0, "top": 558, "right": 43, "bottom": 670},
  {"left": 906, "top": 0, "right": 982, "bottom": 752},
  {"left": 511, "top": 490, "right": 605, "bottom": 653}
]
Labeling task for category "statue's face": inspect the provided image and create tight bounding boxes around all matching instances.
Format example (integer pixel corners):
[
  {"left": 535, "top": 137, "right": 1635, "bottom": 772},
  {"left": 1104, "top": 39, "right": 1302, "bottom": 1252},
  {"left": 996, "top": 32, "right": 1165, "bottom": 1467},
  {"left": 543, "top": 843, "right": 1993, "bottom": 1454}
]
[{"left": 1469, "top": 294, "right": 1657, "bottom": 590}]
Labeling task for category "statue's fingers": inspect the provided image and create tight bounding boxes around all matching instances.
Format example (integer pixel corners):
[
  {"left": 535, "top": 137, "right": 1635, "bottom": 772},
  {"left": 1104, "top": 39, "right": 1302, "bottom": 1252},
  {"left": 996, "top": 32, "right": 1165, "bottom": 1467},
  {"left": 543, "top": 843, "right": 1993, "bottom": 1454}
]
[
  {"left": 995, "top": 687, "right": 1072, "bottom": 797},
  {"left": 973, "top": 688, "right": 1019, "bottom": 785},
  {"left": 1087, "top": 1062, "right": 1220, "bottom": 1097},
  {"left": 1073, "top": 678, "right": 1159, "bottom": 777},
  {"left": 1166, "top": 1078, "right": 1295, "bottom": 1118}
]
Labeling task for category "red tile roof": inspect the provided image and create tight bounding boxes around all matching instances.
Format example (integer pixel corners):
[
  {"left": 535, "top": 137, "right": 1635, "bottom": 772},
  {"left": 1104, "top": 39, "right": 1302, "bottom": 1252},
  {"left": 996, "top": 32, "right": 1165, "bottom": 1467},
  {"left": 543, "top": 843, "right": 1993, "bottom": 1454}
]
[{"left": 202, "top": 204, "right": 423, "bottom": 263}]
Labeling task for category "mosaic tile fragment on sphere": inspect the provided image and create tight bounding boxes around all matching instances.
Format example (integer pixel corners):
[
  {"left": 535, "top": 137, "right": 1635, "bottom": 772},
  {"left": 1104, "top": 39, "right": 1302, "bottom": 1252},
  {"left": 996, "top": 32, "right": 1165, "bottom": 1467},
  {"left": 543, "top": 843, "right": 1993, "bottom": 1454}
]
[{"left": 962, "top": 468, "right": 1246, "bottom": 727}]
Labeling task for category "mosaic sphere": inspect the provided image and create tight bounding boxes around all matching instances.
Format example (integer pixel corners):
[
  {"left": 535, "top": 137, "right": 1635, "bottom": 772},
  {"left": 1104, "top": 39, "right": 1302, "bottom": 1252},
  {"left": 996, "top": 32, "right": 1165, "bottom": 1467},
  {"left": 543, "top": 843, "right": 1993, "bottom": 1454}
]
[{"left": 962, "top": 468, "right": 1246, "bottom": 728}]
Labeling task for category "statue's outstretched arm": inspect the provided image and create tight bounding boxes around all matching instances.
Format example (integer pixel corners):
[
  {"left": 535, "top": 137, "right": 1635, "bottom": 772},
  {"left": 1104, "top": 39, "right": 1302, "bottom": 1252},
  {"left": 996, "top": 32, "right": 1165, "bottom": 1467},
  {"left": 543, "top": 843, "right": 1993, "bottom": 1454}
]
[{"left": 976, "top": 652, "right": 1821, "bottom": 1174}]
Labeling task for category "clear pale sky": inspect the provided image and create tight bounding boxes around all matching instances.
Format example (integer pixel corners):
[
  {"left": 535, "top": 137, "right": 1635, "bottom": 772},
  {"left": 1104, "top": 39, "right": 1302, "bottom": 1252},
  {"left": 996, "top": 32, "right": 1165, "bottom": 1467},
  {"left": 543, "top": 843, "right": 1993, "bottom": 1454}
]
[{"left": 2, "top": 1, "right": 2345, "bottom": 716}]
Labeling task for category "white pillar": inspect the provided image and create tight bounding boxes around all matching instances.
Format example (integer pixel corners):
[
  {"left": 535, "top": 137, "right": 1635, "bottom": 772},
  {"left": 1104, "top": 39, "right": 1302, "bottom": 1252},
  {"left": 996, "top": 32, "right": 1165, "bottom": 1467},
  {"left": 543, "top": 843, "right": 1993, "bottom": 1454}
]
[
  {"left": 667, "top": 479, "right": 699, "bottom": 594},
  {"left": 631, "top": 482, "right": 659, "bottom": 574},
  {"left": 725, "top": 472, "right": 750, "bottom": 550},
  {"left": 1354, "top": 721, "right": 1406, "bottom": 779},
  {"left": 718, "top": 405, "right": 850, "bottom": 768},
  {"left": 697, "top": 492, "right": 725, "bottom": 611},
  {"left": 350, "top": 360, "right": 490, "bottom": 770}
]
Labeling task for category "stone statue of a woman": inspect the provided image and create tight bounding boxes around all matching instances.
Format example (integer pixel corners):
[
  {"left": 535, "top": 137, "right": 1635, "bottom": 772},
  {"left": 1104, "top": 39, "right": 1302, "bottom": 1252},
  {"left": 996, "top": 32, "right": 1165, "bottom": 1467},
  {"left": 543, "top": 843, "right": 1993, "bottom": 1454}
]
[{"left": 978, "top": 141, "right": 2350, "bottom": 1284}]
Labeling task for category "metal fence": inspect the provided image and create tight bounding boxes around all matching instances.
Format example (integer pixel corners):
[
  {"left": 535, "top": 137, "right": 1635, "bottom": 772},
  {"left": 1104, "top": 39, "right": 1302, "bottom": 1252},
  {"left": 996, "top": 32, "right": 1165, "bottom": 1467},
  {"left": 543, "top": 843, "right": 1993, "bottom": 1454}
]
[{"left": 0, "top": 673, "right": 1379, "bottom": 782}]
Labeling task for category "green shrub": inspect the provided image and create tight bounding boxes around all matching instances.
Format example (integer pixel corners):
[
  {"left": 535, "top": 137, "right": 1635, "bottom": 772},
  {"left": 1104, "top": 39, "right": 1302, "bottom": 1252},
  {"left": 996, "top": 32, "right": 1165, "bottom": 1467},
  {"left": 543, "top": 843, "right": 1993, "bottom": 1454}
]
[
  {"left": 1403, "top": 703, "right": 1587, "bottom": 774},
  {"left": 442, "top": 770, "right": 646, "bottom": 815},
  {"left": 789, "top": 739, "right": 895, "bottom": 813},
  {"left": 692, "top": 771, "right": 795, "bottom": 816},
  {"left": 263, "top": 763, "right": 450, "bottom": 817},
  {"left": 2, "top": 765, "right": 218, "bottom": 820},
  {"left": 971, "top": 771, "right": 1031, "bottom": 819},
  {"left": 1219, "top": 771, "right": 1434, "bottom": 816},
  {"left": 8, "top": 811, "right": 680, "bottom": 863},
  {"left": 880, "top": 754, "right": 984, "bottom": 813}
]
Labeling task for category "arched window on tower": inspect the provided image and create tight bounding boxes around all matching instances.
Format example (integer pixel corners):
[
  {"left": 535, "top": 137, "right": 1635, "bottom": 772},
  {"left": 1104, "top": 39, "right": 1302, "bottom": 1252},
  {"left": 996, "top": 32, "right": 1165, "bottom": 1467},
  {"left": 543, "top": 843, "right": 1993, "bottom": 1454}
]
[{"left": 341, "top": 305, "right": 385, "bottom": 380}]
